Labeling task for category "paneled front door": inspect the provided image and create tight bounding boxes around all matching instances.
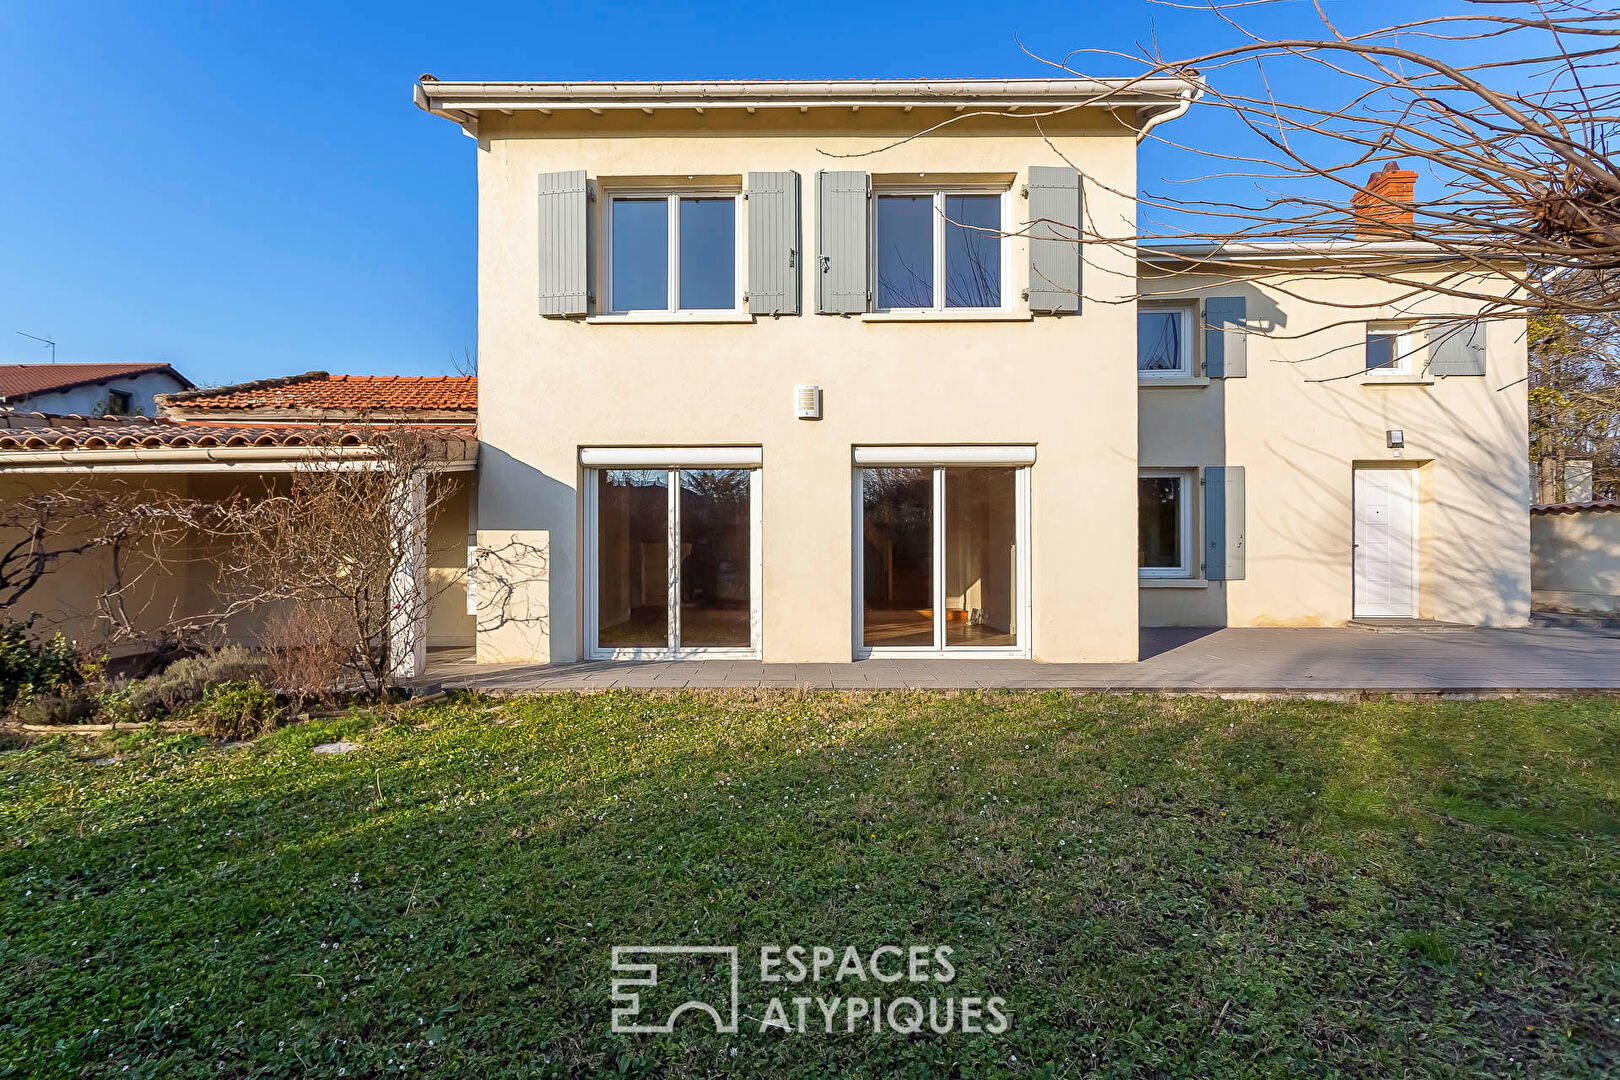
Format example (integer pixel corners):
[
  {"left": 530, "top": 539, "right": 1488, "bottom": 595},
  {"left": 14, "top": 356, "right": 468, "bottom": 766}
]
[{"left": 1353, "top": 467, "right": 1418, "bottom": 618}]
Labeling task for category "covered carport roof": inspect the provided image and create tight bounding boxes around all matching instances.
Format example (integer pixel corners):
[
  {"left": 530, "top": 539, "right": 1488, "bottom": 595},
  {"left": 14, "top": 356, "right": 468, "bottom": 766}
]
[{"left": 0, "top": 414, "right": 477, "bottom": 473}]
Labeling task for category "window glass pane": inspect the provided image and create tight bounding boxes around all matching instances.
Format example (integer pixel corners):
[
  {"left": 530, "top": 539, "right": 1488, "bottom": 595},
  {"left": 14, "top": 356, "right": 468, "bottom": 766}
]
[
  {"left": 944, "top": 468, "right": 1017, "bottom": 646},
  {"left": 943, "top": 194, "right": 1001, "bottom": 308},
  {"left": 610, "top": 198, "right": 669, "bottom": 310},
  {"left": 1366, "top": 331, "right": 1397, "bottom": 370},
  {"left": 597, "top": 469, "right": 669, "bottom": 648},
  {"left": 1138, "top": 310, "right": 1185, "bottom": 372},
  {"left": 1138, "top": 477, "right": 1183, "bottom": 570},
  {"left": 876, "top": 195, "right": 936, "bottom": 309},
  {"left": 862, "top": 467, "right": 935, "bottom": 646},
  {"left": 678, "top": 469, "right": 751, "bottom": 647},
  {"left": 679, "top": 197, "right": 735, "bottom": 310}
]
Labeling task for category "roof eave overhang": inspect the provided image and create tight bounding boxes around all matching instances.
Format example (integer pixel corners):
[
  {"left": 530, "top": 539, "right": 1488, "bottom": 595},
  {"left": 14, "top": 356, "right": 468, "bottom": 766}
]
[
  {"left": 161, "top": 408, "right": 478, "bottom": 424},
  {"left": 414, "top": 78, "right": 1203, "bottom": 132},
  {"left": 1138, "top": 242, "right": 1528, "bottom": 268},
  {"left": 0, "top": 442, "right": 479, "bottom": 475}
]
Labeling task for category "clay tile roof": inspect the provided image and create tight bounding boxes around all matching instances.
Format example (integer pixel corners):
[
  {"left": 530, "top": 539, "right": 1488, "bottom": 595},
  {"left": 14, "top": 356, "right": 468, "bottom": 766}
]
[
  {"left": 160, "top": 371, "right": 477, "bottom": 412},
  {"left": 0, "top": 413, "right": 476, "bottom": 454},
  {"left": 1530, "top": 500, "right": 1620, "bottom": 515},
  {"left": 0, "top": 362, "right": 192, "bottom": 400}
]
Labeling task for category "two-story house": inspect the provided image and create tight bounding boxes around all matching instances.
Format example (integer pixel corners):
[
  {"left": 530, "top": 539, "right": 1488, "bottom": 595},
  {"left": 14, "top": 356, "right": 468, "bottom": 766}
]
[{"left": 416, "top": 76, "right": 1529, "bottom": 666}]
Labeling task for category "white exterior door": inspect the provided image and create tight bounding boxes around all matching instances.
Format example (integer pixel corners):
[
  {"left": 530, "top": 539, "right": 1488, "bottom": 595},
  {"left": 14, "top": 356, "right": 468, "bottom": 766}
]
[{"left": 1353, "top": 467, "right": 1418, "bottom": 618}]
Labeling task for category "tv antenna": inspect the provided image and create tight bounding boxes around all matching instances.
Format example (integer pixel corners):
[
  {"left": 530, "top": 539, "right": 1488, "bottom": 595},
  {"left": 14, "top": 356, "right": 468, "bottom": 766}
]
[{"left": 16, "top": 332, "right": 56, "bottom": 363}]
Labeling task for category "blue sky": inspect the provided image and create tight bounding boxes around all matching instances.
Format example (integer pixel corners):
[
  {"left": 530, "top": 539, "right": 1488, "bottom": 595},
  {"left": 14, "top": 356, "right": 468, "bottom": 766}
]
[{"left": 0, "top": 0, "right": 1436, "bottom": 386}]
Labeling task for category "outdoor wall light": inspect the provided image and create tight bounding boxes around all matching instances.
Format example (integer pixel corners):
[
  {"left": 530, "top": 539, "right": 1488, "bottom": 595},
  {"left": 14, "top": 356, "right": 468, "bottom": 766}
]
[
  {"left": 795, "top": 385, "right": 823, "bottom": 420},
  {"left": 1386, "top": 429, "right": 1405, "bottom": 449}
]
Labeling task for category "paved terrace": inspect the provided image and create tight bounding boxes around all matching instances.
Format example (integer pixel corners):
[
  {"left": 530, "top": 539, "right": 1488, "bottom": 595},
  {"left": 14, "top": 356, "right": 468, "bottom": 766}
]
[{"left": 424, "top": 622, "right": 1620, "bottom": 695}]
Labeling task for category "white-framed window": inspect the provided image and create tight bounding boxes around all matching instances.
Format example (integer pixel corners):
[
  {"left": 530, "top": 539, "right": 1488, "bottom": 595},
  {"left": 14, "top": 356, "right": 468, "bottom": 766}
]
[
  {"left": 582, "top": 448, "right": 762, "bottom": 660},
  {"left": 1138, "top": 304, "right": 1195, "bottom": 377},
  {"left": 603, "top": 190, "right": 742, "bottom": 314},
  {"left": 872, "top": 188, "right": 1009, "bottom": 311},
  {"left": 852, "top": 447, "right": 1033, "bottom": 658},
  {"left": 1365, "top": 322, "right": 1416, "bottom": 375},
  {"left": 1139, "top": 469, "right": 1194, "bottom": 578}
]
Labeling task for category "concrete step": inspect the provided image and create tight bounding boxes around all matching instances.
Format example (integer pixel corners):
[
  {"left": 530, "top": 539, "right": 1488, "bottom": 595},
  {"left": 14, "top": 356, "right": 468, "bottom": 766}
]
[{"left": 1347, "top": 618, "right": 1471, "bottom": 632}]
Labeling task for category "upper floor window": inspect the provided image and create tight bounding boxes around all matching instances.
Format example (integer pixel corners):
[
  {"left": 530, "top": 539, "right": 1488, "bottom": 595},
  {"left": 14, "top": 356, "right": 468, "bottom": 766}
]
[
  {"left": 1366, "top": 323, "right": 1414, "bottom": 375},
  {"left": 874, "top": 190, "right": 1005, "bottom": 311},
  {"left": 104, "top": 389, "right": 133, "bottom": 415},
  {"left": 606, "top": 191, "right": 738, "bottom": 313},
  {"left": 1138, "top": 305, "right": 1193, "bottom": 377}
]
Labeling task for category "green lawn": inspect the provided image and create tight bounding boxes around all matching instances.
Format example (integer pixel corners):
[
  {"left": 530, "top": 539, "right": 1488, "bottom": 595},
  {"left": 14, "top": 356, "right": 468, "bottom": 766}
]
[{"left": 2, "top": 693, "right": 1618, "bottom": 1078}]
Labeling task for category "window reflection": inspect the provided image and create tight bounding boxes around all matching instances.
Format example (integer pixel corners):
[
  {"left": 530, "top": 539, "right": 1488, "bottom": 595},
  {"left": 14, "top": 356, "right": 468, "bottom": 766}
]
[
  {"left": 597, "top": 469, "right": 670, "bottom": 647},
  {"left": 678, "top": 469, "right": 751, "bottom": 646}
]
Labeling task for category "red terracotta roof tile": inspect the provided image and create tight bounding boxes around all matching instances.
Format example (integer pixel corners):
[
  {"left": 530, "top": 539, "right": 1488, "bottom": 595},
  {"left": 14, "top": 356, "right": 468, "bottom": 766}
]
[
  {"left": 161, "top": 372, "right": 476, "bottom": 412},
  {"left": 0, "top": 413, "right": 475, "bottom": 453}
]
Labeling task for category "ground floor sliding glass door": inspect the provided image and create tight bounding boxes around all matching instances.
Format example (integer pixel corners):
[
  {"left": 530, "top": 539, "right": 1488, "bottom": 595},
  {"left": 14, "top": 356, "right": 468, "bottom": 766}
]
[
  {"left": 583, "top": 449, "right": 761, "bottom": 659},
  {"left": 854, "top": 449, "right": 1032, "bottom": 658}
]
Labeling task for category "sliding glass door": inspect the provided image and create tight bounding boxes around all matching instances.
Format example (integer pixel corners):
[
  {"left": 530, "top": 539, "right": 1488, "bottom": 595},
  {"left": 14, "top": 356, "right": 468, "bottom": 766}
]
[
  {"left": 590, "top": 466, "right": 759, "bottom": 658},
  {"left": 858, "top": 464, "right": 1027, "bottom": 655}
]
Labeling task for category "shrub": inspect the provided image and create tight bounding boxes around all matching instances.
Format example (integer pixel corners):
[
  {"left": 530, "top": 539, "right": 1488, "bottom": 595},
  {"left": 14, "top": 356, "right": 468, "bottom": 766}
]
[
  {"left": 0, "top": 618, "right": 82, "bottom": 710},
  {"left": 194, "top": 681, "right": 279, "bottom": 739},
  {"left": 124, "top": 645, "right": 274, "bottom": 719},
  {"left": 94, "top": 687, "right": 139, "bottom": 726},
  {"left": 262, "top": 605, "right": 356, "bottom": 711},
  {"left": 14, "top": 689, "right": 97, "bottom": 725}
]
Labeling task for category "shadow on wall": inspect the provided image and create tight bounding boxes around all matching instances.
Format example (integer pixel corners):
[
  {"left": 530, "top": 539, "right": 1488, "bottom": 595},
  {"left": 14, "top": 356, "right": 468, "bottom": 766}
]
[
  {"left": 470, "top": 446, "right": 563, "bottom": 653},
  {"left": 1259, "top": 361, "right": 1531, "bottom": 625},
  {"left": 1531, "top": 508, "right": 1620, "bottom": 614}
]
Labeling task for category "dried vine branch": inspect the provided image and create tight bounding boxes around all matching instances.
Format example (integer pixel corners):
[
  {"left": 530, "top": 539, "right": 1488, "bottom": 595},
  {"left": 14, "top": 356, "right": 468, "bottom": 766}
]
[{"left": 1046, "top": 0, "right": 1620, "bottom": 316}]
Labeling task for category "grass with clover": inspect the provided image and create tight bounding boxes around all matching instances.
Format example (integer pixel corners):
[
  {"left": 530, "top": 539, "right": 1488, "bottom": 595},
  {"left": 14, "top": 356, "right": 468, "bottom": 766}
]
[{"left": 2, "top": 692, "right": 1618, "bottom": 1078}]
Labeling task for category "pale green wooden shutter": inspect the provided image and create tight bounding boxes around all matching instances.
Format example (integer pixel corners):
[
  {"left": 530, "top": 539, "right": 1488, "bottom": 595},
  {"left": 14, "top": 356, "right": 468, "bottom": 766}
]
[
  {"left": 538, "top": 170, "right": 590, "bottom": 317},
  {"left": 1204, "top": 466, "right": 1246, "bottom": 580},
  {"left": 1203, "top": 296, "right": 1248, "bottom": 378},
  {"left": 1429, "top": 320, "right": 1486, "bottom": 376},
  {"left": 1025, "top": 165, "right": 1081, "bottom": 314},
  {"left": 746, "top": 171, "right": 801, "bottom": 315},
  {"left": 816, "top": 170, "right": 869, "bottom": 314}
]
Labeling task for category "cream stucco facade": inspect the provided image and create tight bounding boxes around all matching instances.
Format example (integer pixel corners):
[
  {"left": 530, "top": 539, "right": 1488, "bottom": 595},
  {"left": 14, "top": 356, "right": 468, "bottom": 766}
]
[
  {"left": 1138, "top": 263, "right": 1531, "bottom": 628},
  {"left": 424, "top": 78, "right": 1530, "bottom": 665}
]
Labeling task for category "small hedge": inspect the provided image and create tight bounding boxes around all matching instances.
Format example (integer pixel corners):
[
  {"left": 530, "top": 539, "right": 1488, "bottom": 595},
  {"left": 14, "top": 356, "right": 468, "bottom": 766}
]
[
  {"left": 194, "top": 681, "right": 279, "bottom": 739},
  {"left": 0, "top": 619, "right": 82, "bottom": 709},
  {"left": 124, "top": 646, "right": 274, "bottom": 720}
]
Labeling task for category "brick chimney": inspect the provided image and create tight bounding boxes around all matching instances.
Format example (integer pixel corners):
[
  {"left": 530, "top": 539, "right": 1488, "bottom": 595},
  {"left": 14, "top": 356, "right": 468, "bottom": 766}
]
[{"left": 1351, "top": 161, "right": 1418, "bottom": 239}]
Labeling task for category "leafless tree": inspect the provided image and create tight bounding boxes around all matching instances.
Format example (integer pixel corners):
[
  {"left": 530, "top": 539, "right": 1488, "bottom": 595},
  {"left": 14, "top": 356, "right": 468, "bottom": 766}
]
[
  {"left": 1027, "top": 0, "right": 1620, "bottom": 318},
  {"left": 220, "top": 429, "right": 459, "bottom": 698},
  {"left": 0, "top": 485, "right": 105, "bottom": 614},
  {"left": 0, "top": 481, "right": 235, "bottom": 657}
]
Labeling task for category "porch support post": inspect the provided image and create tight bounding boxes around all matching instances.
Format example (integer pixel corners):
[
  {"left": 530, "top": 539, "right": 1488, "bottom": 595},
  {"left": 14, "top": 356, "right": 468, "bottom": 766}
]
[{"left": 388, "top": 470, "right": 429, "bottom": 681}]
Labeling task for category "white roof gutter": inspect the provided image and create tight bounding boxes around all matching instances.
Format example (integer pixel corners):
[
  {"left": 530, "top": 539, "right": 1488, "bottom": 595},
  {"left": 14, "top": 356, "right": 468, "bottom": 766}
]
[
  {"left": 0, "top": 444, "right": 477, "bottom": 474},
  {"left": 415, "top": 76, "right": 1204, "bottom": 131},
  {"left": 1138, "top": 241, "right": 1525, "bottom": 265}
]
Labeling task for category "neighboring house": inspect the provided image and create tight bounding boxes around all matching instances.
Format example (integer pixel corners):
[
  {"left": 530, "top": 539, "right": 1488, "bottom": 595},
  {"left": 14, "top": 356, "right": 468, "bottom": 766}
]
[
  {"left": 415, "top": 76, "right": 1530, "bottom": 665},
  {"left": 0, "top": 374, "right": 478, "bottom": 668},
  {"left": 0, "top": 362, "right": 193, "bottom": 417},
  {"left": 1530, "top": 501, "right": 1620, "bottom": 614}
]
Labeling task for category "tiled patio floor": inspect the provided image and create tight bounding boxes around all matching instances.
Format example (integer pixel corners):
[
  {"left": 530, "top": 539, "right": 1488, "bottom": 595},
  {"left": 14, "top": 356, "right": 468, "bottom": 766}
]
[{"left": 422, "top": 622, "right": 1620, "bottom": 695}]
